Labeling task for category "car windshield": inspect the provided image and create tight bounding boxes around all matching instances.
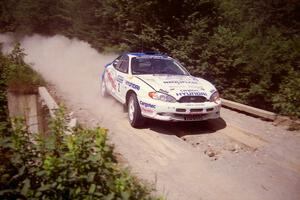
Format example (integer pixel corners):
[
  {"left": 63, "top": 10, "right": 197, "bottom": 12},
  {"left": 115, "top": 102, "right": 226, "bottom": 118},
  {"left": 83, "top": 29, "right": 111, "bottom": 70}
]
[{"left": 131, "top": 57, "right": 189, "bottom": 75}]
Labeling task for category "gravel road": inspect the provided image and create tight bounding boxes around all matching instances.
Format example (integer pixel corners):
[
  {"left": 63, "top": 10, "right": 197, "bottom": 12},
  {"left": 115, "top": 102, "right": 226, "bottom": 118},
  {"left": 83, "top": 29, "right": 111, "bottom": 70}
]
[{"left": 2, "top": 34, "right": 300, "bottom": 200}]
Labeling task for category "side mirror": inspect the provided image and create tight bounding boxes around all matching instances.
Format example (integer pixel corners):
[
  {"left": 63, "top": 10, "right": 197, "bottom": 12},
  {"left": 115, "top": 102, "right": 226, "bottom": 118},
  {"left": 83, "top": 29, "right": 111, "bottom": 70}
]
[{"left": 113, "top": 60, "right": 118, "bottom": 67}]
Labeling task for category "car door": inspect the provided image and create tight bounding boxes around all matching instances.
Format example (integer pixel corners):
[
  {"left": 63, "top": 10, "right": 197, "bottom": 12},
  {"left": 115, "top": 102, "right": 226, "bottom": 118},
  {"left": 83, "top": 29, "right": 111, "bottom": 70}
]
[{"left": 114, "top": 55, "right": 130, "bottom": 103}]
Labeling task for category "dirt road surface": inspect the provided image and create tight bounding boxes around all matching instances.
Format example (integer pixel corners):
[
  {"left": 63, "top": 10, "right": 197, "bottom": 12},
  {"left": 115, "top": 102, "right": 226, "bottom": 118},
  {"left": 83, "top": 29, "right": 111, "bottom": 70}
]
[{"left": 3, "top": 35, "right": 300, "bottom": 200}]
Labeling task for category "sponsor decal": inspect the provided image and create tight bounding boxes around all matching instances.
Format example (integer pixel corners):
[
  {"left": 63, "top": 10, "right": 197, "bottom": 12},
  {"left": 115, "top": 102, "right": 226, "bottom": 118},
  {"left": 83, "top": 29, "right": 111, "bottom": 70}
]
[
  {"left": 140, "top": 55, "right": 168, "bottom": 59},
  {"left": 141, "top": 107, "right": 154, "bottom": 114},
  {"left": 116, "top": 75, "right": 124, "bottom": 83},
  {"left": 126, "top": 81, "right": 140, "bottom": 90},
  {"left": 140, "top": 101, "right": 156, "bottom": 109},
  {"left": 176, "top": 90, "right": 207, "bottom": 97},
  {"left": 163, "top": 80, "right": 198, "bottom": 84},
  {"left": 107, "top": 71, "right": 116, "bottom": 89},
  {"left": 185, "top": 103, "right": 204, "bottom": 106},
  {"left": 159, "top": 89, "right": 169, "bottom": 94},
  {"left": 180, "top": 89, "right": 200, "bottom": 92},
  {"left": 210, "top": 89, "right": 216, "bottom": 93}
]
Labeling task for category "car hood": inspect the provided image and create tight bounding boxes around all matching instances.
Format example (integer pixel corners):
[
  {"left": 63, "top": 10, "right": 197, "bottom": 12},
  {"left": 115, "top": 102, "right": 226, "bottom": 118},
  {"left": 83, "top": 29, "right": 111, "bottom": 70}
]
[{"left": 136, "top": 75, "right": 217, "bottom": 100}]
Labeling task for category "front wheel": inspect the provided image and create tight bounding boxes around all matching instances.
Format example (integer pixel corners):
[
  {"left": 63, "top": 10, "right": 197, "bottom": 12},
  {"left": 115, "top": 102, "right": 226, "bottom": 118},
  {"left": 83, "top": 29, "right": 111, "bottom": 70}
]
[{"left": 128, "top": 94, "right": 145, "bottom": 127}]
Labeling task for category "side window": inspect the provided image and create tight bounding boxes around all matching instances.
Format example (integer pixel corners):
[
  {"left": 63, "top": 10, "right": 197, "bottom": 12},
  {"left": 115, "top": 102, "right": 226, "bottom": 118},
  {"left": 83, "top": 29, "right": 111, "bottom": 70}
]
[
  {"left": 113, "top": 56, "right": 122, "bottom": 67},
  {"left": 116, "top": 55, "right": 129, "bottom": 73}
]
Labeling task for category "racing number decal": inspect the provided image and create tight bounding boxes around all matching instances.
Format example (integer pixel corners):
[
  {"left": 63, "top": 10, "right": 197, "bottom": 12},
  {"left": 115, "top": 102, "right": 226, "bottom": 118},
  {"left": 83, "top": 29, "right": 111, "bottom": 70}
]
[{"left": 116, "top": 75, "right": 124, "bottom": 93}]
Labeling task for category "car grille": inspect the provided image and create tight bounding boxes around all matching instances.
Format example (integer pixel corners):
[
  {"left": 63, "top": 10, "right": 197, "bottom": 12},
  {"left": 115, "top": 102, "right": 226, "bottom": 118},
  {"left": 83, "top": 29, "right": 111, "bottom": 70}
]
[
  {"left": 178, "top": 96, "right": 208, "bottom": 103},
  {"left": 173, "top": 113, "right": 206, "bottom": 121}
]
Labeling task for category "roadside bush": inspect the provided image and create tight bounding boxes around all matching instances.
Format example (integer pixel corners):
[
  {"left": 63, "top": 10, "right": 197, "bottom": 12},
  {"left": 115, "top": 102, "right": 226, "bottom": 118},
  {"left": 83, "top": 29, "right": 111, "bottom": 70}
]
[
  {"left": 1, "top": 43, "right": 45, "bottom": 93},
  {"left": 0, "top": 51, "right": 10, "bottom": 134},
  {"left": 272, "top": 72, "right": 300, "bottom": 118},
  {"left": 0, "top": 42, "right": 45, "bottom": 136},
  {"left": 0, "top": 108, "right": 160, "bottom": 200}
]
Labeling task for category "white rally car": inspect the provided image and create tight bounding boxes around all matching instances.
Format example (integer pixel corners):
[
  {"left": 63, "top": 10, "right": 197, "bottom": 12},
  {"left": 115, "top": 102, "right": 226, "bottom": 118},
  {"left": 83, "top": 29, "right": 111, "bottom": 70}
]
[{"left": 101, "top": 52, "right": 221, "bottom": 127}]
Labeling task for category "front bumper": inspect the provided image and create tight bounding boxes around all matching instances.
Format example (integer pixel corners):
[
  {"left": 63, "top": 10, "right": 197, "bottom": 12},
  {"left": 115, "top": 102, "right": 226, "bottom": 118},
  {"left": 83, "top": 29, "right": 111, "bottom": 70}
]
[{"left": 139, "top": 98, "right": 221, "bottom": 122}]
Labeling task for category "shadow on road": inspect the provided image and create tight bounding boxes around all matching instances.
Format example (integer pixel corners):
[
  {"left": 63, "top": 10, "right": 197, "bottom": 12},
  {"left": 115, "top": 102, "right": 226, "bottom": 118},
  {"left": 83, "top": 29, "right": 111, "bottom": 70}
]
[{"left": 144, "top": 118, "right": 227, "bottom": 137}]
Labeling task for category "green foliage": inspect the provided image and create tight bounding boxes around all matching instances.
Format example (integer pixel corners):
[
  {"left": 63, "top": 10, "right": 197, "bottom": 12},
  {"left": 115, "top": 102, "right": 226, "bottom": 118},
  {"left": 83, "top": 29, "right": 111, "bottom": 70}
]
[
  {"left": 1, "top": 43, "right": 45, "bottom": 93},
  {"left": 0, "top": 0, "right": 299, "bottom": 117},
  {"left": 273, "top": 72, "right": 300, "bottom": 117},
  {"left": 0, "top": 108, "right": 160, "bottom": 200},
  {"left": 0, "top": 51, "right": 10, "bottom": 134},
  {"left": 0, "top": 42, "right": 46, "bottom": 136}
]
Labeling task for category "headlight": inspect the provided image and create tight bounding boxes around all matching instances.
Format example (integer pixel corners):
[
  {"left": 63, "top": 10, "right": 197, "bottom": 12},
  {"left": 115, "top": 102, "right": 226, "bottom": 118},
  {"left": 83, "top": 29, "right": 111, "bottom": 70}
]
[
  {"left": 210, "top": 91, "right": 220, "bottom": 102},
  {"left": 148, "top": 92, "right": 177, "bottom": 103}
]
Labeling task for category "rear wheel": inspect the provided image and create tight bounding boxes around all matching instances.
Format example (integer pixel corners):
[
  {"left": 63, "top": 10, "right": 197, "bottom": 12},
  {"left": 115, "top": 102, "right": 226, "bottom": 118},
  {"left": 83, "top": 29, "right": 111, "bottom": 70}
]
[
  {"left": 128, "top": 94, "right": 145, "bottom": 127},
  {"left": 101, "top": 78, "right": 108, "bottom": 97}
]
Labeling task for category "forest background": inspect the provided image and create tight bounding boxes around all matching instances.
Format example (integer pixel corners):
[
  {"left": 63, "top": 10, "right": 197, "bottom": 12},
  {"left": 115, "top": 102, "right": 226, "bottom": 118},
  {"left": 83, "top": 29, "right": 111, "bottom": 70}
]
[{"left": 1, "top": 0, "right": 299, "bottom": 117}]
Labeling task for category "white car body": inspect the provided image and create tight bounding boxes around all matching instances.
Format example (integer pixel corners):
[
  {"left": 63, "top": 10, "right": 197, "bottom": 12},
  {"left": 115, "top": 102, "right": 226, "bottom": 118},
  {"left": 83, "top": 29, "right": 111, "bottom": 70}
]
[{"left": 101, "top": 52, "right": 221, "bottom": 124}]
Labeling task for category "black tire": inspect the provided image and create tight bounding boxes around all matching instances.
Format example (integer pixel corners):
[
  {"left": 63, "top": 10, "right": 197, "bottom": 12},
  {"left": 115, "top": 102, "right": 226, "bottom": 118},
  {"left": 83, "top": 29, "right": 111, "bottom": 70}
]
[
  {"left": 128, "top": 94, "right": 145, "bottom": 127},
  {"left": 100, "top": 78, "right": 108, "bottom": 97}
]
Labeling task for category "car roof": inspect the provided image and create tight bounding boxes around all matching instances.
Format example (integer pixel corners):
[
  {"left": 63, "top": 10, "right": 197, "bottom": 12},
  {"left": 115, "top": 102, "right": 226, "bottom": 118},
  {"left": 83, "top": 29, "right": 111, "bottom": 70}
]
[{"left": 125, "top": 52, "right": 169, "bottom": 59}]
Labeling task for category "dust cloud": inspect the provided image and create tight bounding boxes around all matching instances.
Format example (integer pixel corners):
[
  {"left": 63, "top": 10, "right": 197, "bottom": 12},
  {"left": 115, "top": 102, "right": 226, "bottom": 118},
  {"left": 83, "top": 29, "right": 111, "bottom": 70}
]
[
  {"left": 1, "top": 34, "right": 116, "bottom": 87},
  {"left": 0, "top": 34, "right": 123, "bottom": 123},
  {"left": 0, "top": 33, "right": 16, "bottom": 54}
]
